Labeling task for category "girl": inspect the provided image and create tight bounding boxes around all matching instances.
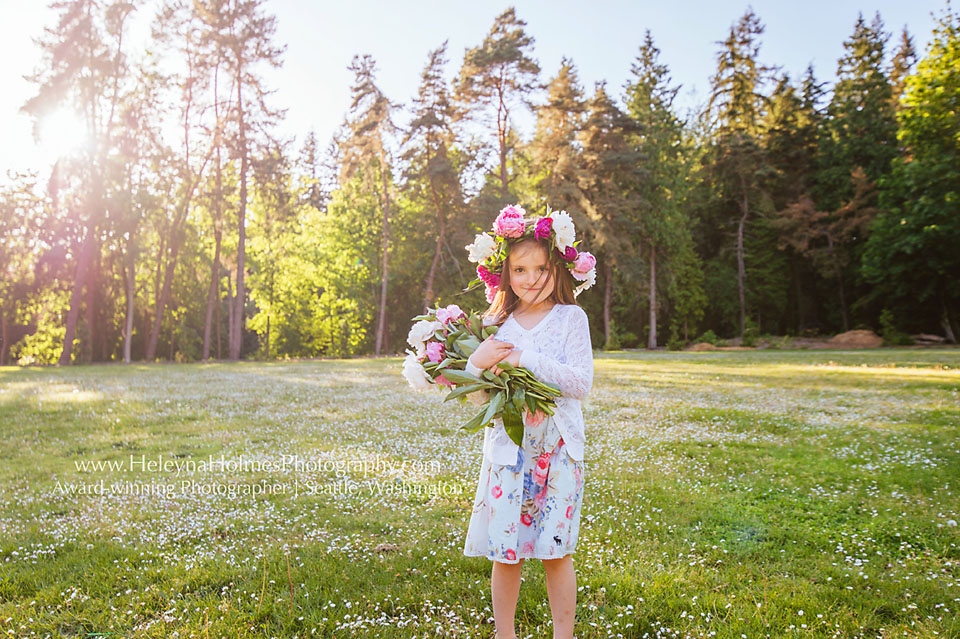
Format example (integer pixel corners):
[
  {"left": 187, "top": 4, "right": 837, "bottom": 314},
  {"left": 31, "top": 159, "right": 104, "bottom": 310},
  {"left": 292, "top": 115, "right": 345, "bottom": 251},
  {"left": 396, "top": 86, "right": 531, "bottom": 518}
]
[{"left": 462, "top": 207, "right": 595, "bottom": 639}]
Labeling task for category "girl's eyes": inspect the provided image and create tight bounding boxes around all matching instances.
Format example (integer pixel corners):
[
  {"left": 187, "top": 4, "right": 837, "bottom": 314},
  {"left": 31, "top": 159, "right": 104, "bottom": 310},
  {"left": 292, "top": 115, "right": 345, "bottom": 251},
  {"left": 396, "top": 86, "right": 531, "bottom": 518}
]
[{"left": 514, "top": 267, "right": 548, "bottom": 273}]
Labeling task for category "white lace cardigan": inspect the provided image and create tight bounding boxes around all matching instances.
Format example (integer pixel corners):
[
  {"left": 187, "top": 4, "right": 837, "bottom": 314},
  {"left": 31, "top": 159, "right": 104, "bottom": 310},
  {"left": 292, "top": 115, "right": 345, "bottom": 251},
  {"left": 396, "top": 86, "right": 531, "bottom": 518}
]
[{"left": 465, "top": 303, "right": 594, "bottom": 465}]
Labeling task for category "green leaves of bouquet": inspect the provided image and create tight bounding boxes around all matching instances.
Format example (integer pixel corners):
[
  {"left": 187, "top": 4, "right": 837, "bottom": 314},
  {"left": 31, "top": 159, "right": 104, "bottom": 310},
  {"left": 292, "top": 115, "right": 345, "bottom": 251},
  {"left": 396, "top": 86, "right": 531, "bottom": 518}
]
[{"left": 404, "top": 308, "right": 561, "bottom": 447}]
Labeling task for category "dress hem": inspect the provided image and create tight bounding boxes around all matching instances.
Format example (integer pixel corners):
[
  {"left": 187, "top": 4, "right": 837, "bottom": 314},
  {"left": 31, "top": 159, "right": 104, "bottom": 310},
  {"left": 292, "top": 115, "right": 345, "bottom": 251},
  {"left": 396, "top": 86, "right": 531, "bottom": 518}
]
[{"left": 462, "top": 549, "right": 577, "bottom": 564}]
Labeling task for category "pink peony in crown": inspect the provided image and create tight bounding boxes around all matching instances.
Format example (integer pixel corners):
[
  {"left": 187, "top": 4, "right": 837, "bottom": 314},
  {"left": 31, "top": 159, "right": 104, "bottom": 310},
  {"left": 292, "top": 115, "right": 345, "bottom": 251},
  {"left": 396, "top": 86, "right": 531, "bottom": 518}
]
[{"left": 464, "top": 204, "right": 597, "bottom": 301}]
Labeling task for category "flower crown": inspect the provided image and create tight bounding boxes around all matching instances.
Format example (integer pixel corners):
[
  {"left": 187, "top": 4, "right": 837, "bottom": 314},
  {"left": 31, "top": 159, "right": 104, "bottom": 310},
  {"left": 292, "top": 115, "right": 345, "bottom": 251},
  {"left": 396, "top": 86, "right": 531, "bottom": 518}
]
[{"left": 464, "top": 204, "right": 597, "bottom": 303}]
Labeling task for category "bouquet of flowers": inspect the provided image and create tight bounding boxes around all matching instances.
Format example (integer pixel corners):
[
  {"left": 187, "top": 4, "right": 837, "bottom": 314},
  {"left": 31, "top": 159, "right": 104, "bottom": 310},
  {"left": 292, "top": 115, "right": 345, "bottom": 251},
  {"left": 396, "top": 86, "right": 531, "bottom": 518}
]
[{"left": 402, "top": 303, "right": 562, "bottom": 446}]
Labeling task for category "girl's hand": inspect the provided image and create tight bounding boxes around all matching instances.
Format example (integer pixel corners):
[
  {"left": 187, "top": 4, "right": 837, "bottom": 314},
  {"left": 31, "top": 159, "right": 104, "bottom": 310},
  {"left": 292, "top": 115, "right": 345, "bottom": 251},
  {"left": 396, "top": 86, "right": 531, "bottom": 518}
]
[
  {"left": 491, "top": 349, "right": 522, "bottom": 376},
  {"left": 471, "top": 336, "right": 514, "bottom": 370}
]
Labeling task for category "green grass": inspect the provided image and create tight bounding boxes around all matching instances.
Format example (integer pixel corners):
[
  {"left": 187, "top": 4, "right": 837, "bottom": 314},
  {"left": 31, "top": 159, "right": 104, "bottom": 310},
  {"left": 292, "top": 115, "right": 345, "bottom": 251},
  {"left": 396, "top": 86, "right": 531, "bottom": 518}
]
[{"left": 0, "top": 349, "right": 958, "bottom": 638}]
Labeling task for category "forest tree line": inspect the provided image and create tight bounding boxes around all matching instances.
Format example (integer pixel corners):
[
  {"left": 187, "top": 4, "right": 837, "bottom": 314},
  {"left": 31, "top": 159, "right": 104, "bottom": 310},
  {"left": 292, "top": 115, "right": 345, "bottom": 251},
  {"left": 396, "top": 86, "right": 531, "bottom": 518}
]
[{"left": 1, "top": 0, "right": 958, "bottom": 365}]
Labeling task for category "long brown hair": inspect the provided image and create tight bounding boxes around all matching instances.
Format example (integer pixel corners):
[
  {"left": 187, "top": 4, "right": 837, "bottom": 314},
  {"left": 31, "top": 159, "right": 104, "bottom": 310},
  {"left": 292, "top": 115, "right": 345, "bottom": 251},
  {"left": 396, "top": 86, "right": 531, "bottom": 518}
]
[{"left": 482, "top": 237, "right": 578, "bottom": 326}]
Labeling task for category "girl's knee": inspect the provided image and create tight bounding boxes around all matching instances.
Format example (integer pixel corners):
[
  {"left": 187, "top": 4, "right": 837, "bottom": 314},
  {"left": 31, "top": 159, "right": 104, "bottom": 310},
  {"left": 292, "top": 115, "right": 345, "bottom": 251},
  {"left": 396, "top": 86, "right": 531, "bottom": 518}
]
[
  {"left": 541, "top": 554, "right": 573, "bottom": 567},
  {"left": 494, "top": 558, "right": 524, "bottom": 568}
]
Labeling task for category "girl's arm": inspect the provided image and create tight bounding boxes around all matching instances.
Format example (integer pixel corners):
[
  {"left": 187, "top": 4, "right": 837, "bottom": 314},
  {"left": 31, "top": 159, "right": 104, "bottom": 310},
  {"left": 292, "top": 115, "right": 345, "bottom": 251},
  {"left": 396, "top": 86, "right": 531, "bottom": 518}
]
[{"left": 517, "top": 306, "right": 594, "bottom": 400}]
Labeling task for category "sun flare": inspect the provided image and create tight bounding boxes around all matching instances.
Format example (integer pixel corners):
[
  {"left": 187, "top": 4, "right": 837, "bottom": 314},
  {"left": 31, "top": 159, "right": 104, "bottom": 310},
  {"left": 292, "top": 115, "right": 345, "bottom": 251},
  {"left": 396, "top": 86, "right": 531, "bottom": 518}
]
[{"left": 37, "top": 107, "right": 91, "bottom": 161}]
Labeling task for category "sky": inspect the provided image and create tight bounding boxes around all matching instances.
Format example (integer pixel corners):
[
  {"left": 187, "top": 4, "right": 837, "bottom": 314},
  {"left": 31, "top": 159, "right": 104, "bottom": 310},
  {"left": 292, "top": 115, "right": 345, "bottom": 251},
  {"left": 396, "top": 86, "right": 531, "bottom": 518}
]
[{"left": 0, "top": 0, "right": 948, "bottom": 178}]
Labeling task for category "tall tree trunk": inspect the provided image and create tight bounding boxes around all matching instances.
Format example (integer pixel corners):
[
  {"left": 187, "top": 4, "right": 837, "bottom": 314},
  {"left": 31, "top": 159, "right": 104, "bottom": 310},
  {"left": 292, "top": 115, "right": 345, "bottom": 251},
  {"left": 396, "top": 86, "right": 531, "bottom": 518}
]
[
  {"left": 232, "top": 78, "right": 248, "bottom": 361},
  {"left": 647, "top": 242, "right": 657, "bottom": 349},
  {"left": 204, "top": 63, "right": 225, "bottom": 362},
  {"left": 203, "top": 228, "right": 222, "bottom": 361},
  {"left": 941, "top": 298, "right": 957, "bottom": 344},
  {"left": 422, "top": 185, "right": 447, "bottom": 311},
  {"left": 152, "top": 233, "right": 166, "bottom": 320},
  {"left": 226, "top": 270, "right": 234, "bottom": 358},
  {"left": 59, "top": 225, "right": 96, "bottom": 366},
  {"left": 145, "top": 217, "right": 185, "bottom": 361},
  {"left": 218, "top": 269, "right": 225, "bottom": 361},
  {"left": 149, "top": 62, "right": 212, "bottom": 361},
  {"left": 123, "top": 240, "right": 136, "bottom": 363},
  {"left": 793, "top": 256, "right": 803, "bottom": 334},
  {"left": 84, "top": 237, "right": 99, "bottom": 363},
  {"left": 827, "top": 235, "right": 849, "bottom": 332},
  {"left": 1, "top": 313, "right": 9, "bottom": 366},
  {"left": 837, "top": 276, "right": 849, "bottom": 332},
  {"left": 603, "top": 259, "right": 612, "bottom": 349},
  {"left": 265, "top": 269, "right": 275, "bottom": 359},
  {"left": 737, "top": 177, "right": 749, "bottom": 337},
  {"left": 375, "top": 151, "right": 391, "bottom": 356},
  {"left": 497, "top": 80, "right": 509, "bottom": 199}
]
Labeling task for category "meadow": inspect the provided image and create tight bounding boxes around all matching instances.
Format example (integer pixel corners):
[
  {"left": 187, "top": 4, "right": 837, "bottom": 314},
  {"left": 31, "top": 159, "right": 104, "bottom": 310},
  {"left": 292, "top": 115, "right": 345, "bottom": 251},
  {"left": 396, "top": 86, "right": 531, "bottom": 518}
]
[{"left": 0, "top": 349, "right": 958, "bottom": 639}]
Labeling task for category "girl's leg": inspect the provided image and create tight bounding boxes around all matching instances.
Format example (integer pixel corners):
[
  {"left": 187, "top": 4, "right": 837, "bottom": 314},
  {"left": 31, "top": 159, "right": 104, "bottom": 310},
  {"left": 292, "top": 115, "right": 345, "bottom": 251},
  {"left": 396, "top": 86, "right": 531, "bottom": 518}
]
[
  {"left": 542, "top": 554, "right": 577, "bottom": 639},
  {"left": 491, "top": 558, "right": 524, "bottom": 639}
]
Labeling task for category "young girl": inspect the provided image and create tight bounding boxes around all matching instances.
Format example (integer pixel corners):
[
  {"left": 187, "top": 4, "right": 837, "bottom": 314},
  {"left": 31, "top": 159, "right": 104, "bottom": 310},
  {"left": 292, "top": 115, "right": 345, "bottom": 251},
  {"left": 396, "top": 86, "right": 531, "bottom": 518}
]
[{"left": 462, "top": 206, "right": 595, "bottom": 639}]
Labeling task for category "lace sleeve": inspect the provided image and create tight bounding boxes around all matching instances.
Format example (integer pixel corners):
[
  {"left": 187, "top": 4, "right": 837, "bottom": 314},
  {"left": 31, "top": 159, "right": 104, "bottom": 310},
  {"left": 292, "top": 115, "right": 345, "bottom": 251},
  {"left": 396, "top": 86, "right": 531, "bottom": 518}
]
[{"left": 519, "top": 306, "right": 594, "bottom": 400}]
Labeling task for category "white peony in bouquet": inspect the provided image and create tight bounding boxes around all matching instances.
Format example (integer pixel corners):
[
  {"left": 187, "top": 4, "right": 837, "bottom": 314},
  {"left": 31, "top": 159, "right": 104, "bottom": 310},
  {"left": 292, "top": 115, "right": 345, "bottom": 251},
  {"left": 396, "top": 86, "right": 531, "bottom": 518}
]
[{"left": 402, "top": 303, "right": 561, "bottom": 446}]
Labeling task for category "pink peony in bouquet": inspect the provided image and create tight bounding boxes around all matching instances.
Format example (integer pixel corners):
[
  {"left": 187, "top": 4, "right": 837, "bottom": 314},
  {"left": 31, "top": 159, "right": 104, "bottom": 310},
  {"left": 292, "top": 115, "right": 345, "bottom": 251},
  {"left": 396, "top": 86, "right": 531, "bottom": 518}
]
[{"left": 402, "top": 303, "right": 561, "bottom": 446}]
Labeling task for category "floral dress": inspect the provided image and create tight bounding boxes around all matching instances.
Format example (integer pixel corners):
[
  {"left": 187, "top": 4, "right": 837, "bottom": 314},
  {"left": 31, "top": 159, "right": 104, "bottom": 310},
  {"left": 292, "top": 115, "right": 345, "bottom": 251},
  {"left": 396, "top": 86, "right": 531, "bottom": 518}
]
[
  {"left": 462, "top": 303, "right": 593, "bottom": 564},
  {"left": 463, "top": 411, "right": 585, "bottom": 563}
]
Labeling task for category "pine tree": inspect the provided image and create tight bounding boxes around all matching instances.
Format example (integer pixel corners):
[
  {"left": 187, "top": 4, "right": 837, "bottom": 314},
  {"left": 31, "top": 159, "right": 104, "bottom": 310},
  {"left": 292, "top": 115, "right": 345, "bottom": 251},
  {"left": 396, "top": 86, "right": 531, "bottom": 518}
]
[
  {"left": 22, "top": 0, "right": 137, "bottom": 364},
  {"left": 456, "top": 7, "right": 540, "bottom": 201},
  {"left": 863, "top": 6, "right": 960, "bottom": 341},
  {"left": 576, "top": 83, "right": 644, "bottom": 347},
  {"left": 809, "top": 13, "right": 898, "bottom": 330},
  {"left": 219, "top": 0, "right": 285, "bottom": 361},
  {"left": 703, "top": 9, "right": 774, "bottom": 337},
  {"left": 888, "top": 27, "right": 917, "bottom": 110},
  {"left": 528, "top": 58, "right": 585, "bottom": 213},
  {"left": 340, "top": 54, "right": 398, "bottom": 355},
  {"left": 624, "top": 30, "right": 702, "bottom": 348},
  {"left": 819, "top": 12, "right": 897, "bottom": 210},
  {"left": 145, "top": 0, "right": 223, "bottom": 361},
  {"left": 764, "top": 67, "right": 826, "bottom": 332},
  {"left": 402, "top": 42, "right": 464, "bottom": 311}
]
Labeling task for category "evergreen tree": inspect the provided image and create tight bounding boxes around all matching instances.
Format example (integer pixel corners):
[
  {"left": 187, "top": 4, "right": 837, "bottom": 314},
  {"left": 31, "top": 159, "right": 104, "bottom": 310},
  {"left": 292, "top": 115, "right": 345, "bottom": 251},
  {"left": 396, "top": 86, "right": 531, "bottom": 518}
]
[
  {"left": 811, "top": 13, "right": 897, "bottom": 330},
  {"left": 340, "top": 54, "right": 398, "bottom": 355},
  {"left": 888, "top": 27, "right": 917, "bottom": 110},
  {"left": 402, "top": 41, "right": 465, "bottom": 311},
  {"left": 22, "top": 0, "right": 138, "bottom": 364},
  {"left": 298, "top": 131, "right": 327, "bottom": 213},
  {"left": 702, "top": 9, "right": 774, "bottom": 336},
  {"left": 145, "top": 0, "right": 222, "bottom": 361},
  {"left": 762, "top": 71, "right": 824, "bottom": 332},
  {"left": 863, "top": 6, "right": 960, "bottom": 341},
  {"left": 624, "top": 30, "right": 702, "bottom": 348},
  {"left": 456, "top": 7, "right": 540, "bottom": 201},
  {"left": 248, "top": 141, "right": 297, "bottom": 358},
  {"left": 528, "top": 58, "right": 585, "bottom": 214},
  {"left": 218, "top": 0, "right": 285, "bottom": 360},
  {"left": 776, "top": 166, "right": 879, "bottom": 332},
  {"left": 818, "top": 12, "right": 897, "bottom": 210},
  {"left": 576, "top": 83, "right": 644, "bottom": 348},
  {"left": 195, "top": 0, "right": 235, "bottom": 361},
  {"left": 0, "top": 175, "right": 63, "bottom": 365}
]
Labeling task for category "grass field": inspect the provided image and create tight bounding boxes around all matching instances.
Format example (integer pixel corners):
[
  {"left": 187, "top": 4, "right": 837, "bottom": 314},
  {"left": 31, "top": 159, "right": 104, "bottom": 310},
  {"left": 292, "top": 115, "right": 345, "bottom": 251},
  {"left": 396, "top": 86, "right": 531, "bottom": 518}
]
[{"left": 0, "top": 349, "right": 958, "bottom": 639}]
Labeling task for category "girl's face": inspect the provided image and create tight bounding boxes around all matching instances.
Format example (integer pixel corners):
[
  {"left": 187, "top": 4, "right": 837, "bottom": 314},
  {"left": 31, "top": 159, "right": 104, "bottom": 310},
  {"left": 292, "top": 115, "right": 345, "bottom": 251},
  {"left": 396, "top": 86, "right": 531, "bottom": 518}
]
[{"left": 507, "top": 241, "right": 555, "bottom": 307}]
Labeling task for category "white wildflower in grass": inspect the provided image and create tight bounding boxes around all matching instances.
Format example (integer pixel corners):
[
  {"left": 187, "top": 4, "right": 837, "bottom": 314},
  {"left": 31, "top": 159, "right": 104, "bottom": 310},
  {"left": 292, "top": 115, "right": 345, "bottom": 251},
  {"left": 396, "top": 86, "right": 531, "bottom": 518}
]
[
  {"left": 401, "top": 352, "right": 432, "bottom": 393},
  {"left": 1, "top": 348, "right": 958, "bottom": 636},
  {"left": 550, "top": 210, "right": 575, "bottom": 252},
  {"left": 465, "top": 232, "right": 496, "bottom": 263}
]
